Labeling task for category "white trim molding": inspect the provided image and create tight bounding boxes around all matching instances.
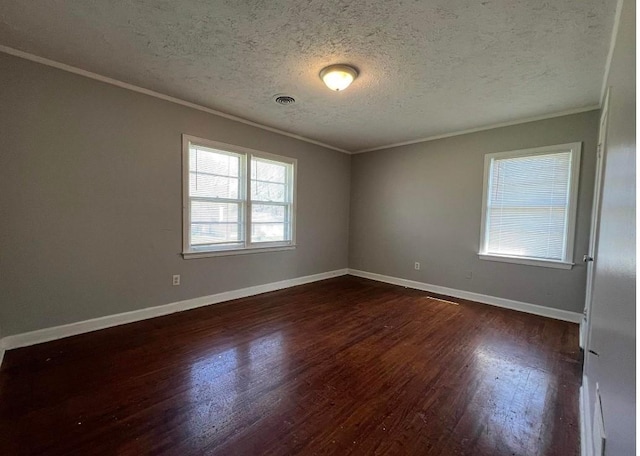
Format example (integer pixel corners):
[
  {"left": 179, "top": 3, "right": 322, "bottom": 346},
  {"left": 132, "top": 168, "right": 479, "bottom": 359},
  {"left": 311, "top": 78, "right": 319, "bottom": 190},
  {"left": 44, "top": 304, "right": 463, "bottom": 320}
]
[
  {"left": 0, "top": 45, "right": 604, "bottom": 159},
  {"left": 0, "top": 45, "right": 350, "bottom": 155},
  {"left": 1, "top": 269, "right": 349, "bottom": 352},
  {"left": 478, "top": 254, "right": 574, "bottom": 270},
  {"left": 353, "top": 106, "right": 600, "bottom": 154},
  {"left": 0, "top": 326, "right": 4, "bottom": 368},
  {"left": 348, "top": 269, "right": 582, "bottom": 323},
  {"left": 600, "top": 0, "right": 624, "bottom": 104},
  {"left": 183, "top": 245, "right": 296, "bottom": 259},
  {"left": 0, "top": 46, "right": 604, "bottom": 157},
  {"left": 0, "top": 268, "right": 581, "bottom": 363},
  {"left": 580, "top": 377, "right": 593, "bottom": 456}
]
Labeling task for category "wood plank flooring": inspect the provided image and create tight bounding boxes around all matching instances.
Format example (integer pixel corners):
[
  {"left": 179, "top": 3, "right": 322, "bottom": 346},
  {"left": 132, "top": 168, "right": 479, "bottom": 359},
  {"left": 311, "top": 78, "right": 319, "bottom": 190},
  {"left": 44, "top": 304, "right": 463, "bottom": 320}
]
[{"left": 0, "top": 276, "right": 581, "bottom": 455}]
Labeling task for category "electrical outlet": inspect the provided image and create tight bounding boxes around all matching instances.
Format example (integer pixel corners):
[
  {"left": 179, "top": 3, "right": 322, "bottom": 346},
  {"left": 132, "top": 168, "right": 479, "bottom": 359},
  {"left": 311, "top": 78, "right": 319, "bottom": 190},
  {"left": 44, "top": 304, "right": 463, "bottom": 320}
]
[
  {"left": 172, "top": 274, "right": 181, "bottom": 286},
  {"left": 465, "top": 271, "right": 473, "bottom": 279},
  {"left": 414, "top": 262, "right": 420, "bottom": 270}
]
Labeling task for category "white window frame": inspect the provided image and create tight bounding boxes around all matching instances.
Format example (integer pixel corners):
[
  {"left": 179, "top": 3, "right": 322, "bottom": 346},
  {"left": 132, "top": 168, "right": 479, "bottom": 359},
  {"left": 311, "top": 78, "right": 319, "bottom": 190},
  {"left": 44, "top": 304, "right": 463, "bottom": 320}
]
[
  {"left": 182, "top": 135, "right": 297, "bottom": 259},
  {"left": 478, "top": 142, "right": 582, "bottom": 270}
]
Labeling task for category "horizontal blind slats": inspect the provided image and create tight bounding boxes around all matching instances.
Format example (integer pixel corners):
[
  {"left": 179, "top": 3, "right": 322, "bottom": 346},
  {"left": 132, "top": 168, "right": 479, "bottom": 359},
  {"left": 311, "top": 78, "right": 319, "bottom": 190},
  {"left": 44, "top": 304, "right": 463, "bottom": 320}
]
[
  {"left": 486, "top": 151, "right": 571, "bottom": 260},
  {"left": 189, "top": 144, "right": 244, "bottom": 246}
]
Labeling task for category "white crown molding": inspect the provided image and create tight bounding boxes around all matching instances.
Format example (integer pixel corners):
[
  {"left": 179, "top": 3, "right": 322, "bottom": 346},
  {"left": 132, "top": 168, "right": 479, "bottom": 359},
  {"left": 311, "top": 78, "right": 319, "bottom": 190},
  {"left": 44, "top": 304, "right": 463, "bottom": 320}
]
[
  {"left": 0, "top": 45, "right": 608, "bottom": 157},
  {"left": 0, "top": 269, "right": 349, "bottom": 353},
  {"left": 353, "top": 105, "right": 601, "bottom": 154},
  {"left": 600, "top": 0, "right": 624, "bottom": 104},
  {"left": 0, "top": 45, "right": 351, "bottom": 155},
  {"left": 1, "top": 45, "right": 604, "bottom": 158},
  {"left": 348, "top": 269, "right": 583, "bottom": 323}
]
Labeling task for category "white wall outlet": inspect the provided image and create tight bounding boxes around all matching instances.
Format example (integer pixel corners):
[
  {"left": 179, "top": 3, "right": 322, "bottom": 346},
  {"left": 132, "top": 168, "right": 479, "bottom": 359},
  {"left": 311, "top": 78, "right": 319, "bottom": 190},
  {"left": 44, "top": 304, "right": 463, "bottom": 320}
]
[
  {"left": 172, "top": 274, "right": 181, "bottom": 286},
  {"left": 414, "top": 262, "right": 420, "bottom": 270}
]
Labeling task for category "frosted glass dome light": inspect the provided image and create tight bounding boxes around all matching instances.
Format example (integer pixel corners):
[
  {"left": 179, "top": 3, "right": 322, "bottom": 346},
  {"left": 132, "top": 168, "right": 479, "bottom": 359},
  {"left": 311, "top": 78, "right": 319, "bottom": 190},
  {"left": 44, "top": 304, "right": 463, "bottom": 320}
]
[{"left": 320, "top": 64, "right": 358, "bottom": 91}]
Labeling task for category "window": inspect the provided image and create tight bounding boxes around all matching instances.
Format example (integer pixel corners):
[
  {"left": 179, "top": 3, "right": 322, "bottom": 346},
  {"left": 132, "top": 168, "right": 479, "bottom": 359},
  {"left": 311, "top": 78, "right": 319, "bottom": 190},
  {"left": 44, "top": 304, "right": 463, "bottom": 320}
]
[
  {"left": 479, "top": 142, "right": 582, "bottom": 269},
  {"left": 182, "top": 135, "right": 296, "bottom": 258}
]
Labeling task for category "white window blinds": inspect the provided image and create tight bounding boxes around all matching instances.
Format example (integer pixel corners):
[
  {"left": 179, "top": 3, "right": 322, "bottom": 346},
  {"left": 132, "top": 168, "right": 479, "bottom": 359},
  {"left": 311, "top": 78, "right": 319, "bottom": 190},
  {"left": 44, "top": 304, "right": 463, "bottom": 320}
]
[
  {"left": 189, "top": 145, "right": 244, "bottom": 248},
  {"left": 480, "top": 143, "right": 581, "bottom": 267}
]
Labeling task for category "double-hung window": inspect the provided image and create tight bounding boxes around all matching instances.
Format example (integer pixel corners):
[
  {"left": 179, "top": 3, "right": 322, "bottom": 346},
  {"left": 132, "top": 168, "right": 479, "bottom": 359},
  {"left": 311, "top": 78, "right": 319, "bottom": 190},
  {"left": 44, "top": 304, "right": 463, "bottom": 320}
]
[
  {"left": 182, "top": 135, "right": 296, "bottom": 258},
  {"left": 479, "top": 142, "right": 582, "bottom": 269}
]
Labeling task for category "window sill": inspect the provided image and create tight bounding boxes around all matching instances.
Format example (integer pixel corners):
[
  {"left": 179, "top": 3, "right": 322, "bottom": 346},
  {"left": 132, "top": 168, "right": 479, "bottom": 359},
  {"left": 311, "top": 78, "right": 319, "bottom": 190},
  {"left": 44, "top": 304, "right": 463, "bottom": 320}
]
[
  {"left": 183, "top": 245, "right": 296, "bottom": 259},
  {"left": 478, "top": 253, "right": 574, "bottom": 270}
]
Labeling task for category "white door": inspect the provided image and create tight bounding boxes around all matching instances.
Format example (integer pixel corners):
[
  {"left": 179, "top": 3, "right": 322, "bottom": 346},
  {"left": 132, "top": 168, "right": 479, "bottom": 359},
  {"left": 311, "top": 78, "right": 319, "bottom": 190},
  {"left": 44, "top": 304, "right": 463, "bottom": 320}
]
[{"left": 580, "top": 89, "right": 609, "bottom": 351}]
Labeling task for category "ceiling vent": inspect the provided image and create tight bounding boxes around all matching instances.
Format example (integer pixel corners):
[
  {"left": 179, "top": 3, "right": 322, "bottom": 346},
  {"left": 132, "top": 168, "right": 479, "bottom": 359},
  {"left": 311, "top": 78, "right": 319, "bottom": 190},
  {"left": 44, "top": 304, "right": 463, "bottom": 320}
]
[{"left": 274, "top": 95, "right": 296, "bottom": 105}]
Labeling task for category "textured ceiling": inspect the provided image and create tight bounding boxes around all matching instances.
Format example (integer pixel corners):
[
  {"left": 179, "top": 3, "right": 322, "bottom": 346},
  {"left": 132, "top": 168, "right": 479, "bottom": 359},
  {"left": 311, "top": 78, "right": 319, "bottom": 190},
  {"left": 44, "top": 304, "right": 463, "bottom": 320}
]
[{"left": 0, "top": 0, "right": 616, "bottom": 152}]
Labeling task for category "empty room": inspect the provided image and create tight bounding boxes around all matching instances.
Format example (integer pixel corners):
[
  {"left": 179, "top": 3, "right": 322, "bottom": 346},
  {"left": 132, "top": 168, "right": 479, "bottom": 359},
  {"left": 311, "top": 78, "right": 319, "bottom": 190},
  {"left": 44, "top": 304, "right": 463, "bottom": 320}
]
[{"left": 0, "top": 1, "right": 635, "bottom": 455}]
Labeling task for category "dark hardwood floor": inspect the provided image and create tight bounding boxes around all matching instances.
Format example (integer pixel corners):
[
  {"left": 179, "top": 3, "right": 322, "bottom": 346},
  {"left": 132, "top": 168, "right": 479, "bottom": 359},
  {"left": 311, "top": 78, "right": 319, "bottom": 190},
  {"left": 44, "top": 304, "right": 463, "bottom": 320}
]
[{"left": 0, "top": 276, "right": 581, "bottom": 455}]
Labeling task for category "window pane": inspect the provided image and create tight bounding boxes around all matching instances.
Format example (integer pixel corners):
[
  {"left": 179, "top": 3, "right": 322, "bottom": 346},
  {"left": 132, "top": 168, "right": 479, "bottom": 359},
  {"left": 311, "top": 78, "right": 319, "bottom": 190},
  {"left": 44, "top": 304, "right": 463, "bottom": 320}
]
[
  {"left": 252, "top": 204, "right": 286, "bottom": 223},
  {"left": 189, "top": 173, "right": 239, "bottom": 199},
  {"left": 251, "top": 158, "right": 286, "bottom": 183},
  {"left": 190, "top": 146, "right": 239, "bottom": 177},
  {"left": 251, "top": 203, "right": 289, "bottom": 242},
  {"left": 251, "top": 157, "right": 290, "bottom": 202},
  {"left": 191, "top": 201, "right": 239, "bottom": 223},
  {"left": 251, "top": 181, "right": 286, "bottom": 202},
  {"left": 191, "top": 223, "right": 242, "bottom": 245},
  {"left": 485, "top": 151, "right": 572, "bottom": 260},
  {"left": 189, "top": 146, "right": 240, "bottom": 198},
  {"left": 252, "top": 223, "right": 287, "bottom": 243}
]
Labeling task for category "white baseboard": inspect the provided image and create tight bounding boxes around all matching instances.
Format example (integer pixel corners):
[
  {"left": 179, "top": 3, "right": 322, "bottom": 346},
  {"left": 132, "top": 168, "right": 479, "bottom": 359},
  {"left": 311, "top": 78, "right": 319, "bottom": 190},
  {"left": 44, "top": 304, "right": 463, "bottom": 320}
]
[
  {"left": 0, "top": 267, "right": 581, "bottom": 367},
  {"left": 581, "top": 376, "right": 593, "bottom": 456},
  {"left": 1, "top": 268, "right": 349, "bottom": 352},
  {"left": 348, "top": 269, "right": 583, "bottom": 323},
  {"left": 0, "top": 328, "right": 4, "bottom": 368}
]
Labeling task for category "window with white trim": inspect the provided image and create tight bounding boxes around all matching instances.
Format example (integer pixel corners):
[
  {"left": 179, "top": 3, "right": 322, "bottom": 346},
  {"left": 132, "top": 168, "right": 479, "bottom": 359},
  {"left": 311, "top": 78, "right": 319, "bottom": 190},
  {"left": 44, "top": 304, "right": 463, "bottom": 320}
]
[
  {"left": 182, "top": 135, "right": 296, "bottom": 258},
  {"left": 479, "top": 142, "right": 582, "bottom": 269}
]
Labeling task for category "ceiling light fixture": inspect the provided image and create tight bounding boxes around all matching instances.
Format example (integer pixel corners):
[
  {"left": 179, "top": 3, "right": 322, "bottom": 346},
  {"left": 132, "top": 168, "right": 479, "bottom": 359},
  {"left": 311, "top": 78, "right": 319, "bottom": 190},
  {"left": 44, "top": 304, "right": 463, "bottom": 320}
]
[{"left": 319, "top": 64, "right": 358, "bottom": 91}]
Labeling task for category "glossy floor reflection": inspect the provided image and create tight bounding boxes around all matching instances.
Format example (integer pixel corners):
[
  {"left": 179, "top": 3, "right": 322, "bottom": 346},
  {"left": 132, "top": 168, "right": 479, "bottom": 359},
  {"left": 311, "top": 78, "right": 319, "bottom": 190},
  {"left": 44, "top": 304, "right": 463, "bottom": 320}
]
[{"left": 0, "top": 276, "right": 581, "bottom": 455}]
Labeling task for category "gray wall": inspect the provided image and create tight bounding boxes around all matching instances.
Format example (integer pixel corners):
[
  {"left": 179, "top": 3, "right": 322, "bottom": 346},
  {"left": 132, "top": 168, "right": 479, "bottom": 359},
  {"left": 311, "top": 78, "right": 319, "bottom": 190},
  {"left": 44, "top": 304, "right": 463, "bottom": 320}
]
[
  {"left": 349, "top": 110, "right": 599, "bottom": 313},
  {"left": 584, "top": 0, "right": 636, "bottom": 454},
  {"left": 0, "top": 53, "right": 351, "bottom": 335}
]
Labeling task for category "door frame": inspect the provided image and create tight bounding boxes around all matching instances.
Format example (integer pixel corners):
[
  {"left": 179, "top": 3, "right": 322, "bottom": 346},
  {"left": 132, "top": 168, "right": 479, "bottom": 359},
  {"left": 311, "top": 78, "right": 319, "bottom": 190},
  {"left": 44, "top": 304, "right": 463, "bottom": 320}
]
[{"left": 580, "top": 88, "right": 610, "bottom": 352}]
